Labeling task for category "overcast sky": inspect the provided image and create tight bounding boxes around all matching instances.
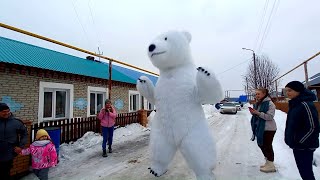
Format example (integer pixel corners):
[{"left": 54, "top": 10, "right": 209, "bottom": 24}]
[{"left": 1, "top": 0, "right": 319, "bottom": 97}]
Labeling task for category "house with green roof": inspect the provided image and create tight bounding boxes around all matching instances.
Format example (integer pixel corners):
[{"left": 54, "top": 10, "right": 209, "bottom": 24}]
[{"left": 0, "top": 36, "right": 157, "bottom": 122}]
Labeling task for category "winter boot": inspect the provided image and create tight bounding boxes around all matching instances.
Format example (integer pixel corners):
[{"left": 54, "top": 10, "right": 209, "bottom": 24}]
[
  {"left": 260, "top": 157, "right": 267, "bottom": 168},
  {"left": 260, "top": 160, "right": 276, "bottom": 173},
  {"left": 102, "top": 149, "right": 108, "bottom": 157},
  {"left": 108, "top": 145, "right": 112, "bottom": 153}
]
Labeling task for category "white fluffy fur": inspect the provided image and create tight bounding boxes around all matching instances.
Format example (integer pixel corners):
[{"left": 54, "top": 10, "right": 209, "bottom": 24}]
[{"left": 137, "top": 31, "right": 223, "bottom": 180}]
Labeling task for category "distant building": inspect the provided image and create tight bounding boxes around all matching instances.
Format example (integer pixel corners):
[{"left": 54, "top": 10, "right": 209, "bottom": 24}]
[{"left": 304, "top": 73, "right": 320, "bottom": 101}]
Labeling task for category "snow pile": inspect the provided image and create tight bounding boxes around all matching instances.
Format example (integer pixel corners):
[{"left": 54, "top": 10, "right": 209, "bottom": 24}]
[
  {"left": 59, "top": 132, "right": 102, "bottom": 161},
  {"left": 113, "top": 123, "right": 149, "bottom": 142},
  {"left": 59, "top": 123, "right": 148, "bottom": 162}
]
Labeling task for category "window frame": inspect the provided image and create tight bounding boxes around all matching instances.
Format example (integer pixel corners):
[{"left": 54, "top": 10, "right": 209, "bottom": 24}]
[
  {"left": 141, "top": 96, "right": 154, "bottom": 110},
  {"left": 38, "top": 82, "right": 74, "bottom": 122},
  {"left": 129, "top": 90, "right": 141, "bottom": 112},
  {"left": 87, "top": 86, "right": 108, "bottom": 117}
]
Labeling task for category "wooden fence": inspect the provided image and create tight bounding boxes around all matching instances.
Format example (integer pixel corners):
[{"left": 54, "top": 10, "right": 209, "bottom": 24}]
[
  {"left": 30, "top": 111, "right": 146, "bottom": 145},
  {"left": 11, "top": 110, "right": 153, "bottom": 178},
  {"left": 275, "top": 101, "right": 320, "bottom": 115}
]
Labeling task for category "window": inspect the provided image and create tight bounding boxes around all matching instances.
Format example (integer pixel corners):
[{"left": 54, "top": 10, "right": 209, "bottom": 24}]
[
  {"left": 141, "top": 96, "right": 154, "bottom": 110},
  {"left": 87, "top": 86, "right": 107, "bottom": 116},
  {"left": 141, "top": 96, "right": 144, "bottom": 109},
  {"left": 38, "top": 82, "right": 73, "bottom": 122},
  {"left": 129, "top": 90, "right": 140, "bottom": 112}
]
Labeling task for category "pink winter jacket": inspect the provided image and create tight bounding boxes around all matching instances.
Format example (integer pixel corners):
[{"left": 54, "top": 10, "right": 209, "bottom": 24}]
[
  {"left": 97, "top": 107, "right": 117, "bottom": 127},
  {"left": 21, "top": 140, "right": 57, "bottom": 169}
]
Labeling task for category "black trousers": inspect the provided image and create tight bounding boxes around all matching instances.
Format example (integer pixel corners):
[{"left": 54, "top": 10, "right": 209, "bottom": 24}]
[
  {"left": 0, "top": 160, "right": 13, "bottom": 180},
  {"left": 293, "top": 149, "right": 315, "bottom": 180},
  {"left": 34, "top": 168, "right": 50, "bottom": 180},
  {"left": 258, "top": 131, "right": 276, "bottom": 161}
]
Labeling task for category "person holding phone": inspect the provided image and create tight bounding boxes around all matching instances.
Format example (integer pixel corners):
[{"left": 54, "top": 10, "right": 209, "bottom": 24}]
[
  {"left": 250, "top": 88, "right": 277, "bottom": 173},
  {"left": 97, "top": 99, "right": 117, "bottom": 157}
]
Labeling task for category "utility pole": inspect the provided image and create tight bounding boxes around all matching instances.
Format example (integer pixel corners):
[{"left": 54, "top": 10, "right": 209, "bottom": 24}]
[
  {"left": 96, "top": 47, "right": 112, "bottom": 99},
  {"left": 108, "top": 59, "right": 112, "bottom": 99},
  {"left": 246, "top": 77, "right": 249, "bottom": 100},
  {"left": 96, "top": 47, "right": 111, "bottom": 99},
  {"left": 253, "top": 51, "right": 257, "bottom": 89},
  {"left": 242, "top": 48, "right": 257, "bottom": 89}
]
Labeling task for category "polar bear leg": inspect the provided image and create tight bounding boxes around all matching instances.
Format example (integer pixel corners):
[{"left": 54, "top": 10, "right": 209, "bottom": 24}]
[
  {"left": 179, "top": 122, "right": 216, "bottom": 180},
  {"left": 149, "top": 129, "right": 177, "bottom": 177}
]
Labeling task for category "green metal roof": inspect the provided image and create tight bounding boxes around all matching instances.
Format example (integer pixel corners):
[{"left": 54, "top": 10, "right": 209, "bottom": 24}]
[{"left": 0, "top": 36, "right": 143, "bottom": 84}]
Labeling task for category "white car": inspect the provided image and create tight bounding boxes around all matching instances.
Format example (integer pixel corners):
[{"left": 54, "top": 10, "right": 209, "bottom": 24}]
[
  {"left": 220, "top": 102, "right": 237, "bottom": 114},
  {"left": 233, "top": 102, "right": 242, "bottom": 111}
]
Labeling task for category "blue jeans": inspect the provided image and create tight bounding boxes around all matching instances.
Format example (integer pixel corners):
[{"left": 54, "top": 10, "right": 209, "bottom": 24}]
[{"left": 102, "top": 126, "right": 114, "bottom": 150}]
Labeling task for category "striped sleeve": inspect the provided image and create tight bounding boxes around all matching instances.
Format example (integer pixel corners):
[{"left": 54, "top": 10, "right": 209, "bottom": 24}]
[{"left": 299, "top": 102, "right": 315, "bottom": 144}]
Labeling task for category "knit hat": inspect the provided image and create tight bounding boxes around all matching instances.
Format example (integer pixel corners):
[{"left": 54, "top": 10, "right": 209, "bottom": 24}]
[
  {"left": 0, "top": 103, "right": 9, "bottom": 112},
  {"left": 285, "top": 81, "right": 305, "bottom": 92},
  {"left": 36, "top": 129, "right": 50, "bottom": 140},
  {"left": 105, "top": 99, "right": 111, "bottom": 104}
]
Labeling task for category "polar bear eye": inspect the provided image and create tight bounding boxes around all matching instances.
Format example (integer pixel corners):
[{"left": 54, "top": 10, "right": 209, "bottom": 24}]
[{"left": 164, "top": 37, "right": 167, "bottom": 41}]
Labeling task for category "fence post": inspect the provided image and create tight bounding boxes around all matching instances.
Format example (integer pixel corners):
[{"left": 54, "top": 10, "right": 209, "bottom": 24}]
[
  {"left": 138, "top": 109, "right": 148, "bottom": 127},
  {"left": 304, "top": 62, "right": 309, "bottom": 88}
]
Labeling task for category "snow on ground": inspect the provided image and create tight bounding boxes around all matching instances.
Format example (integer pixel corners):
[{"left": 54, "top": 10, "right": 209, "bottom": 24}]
[{"left": 21, "top": 104, "right": 320, "bottom": 180}]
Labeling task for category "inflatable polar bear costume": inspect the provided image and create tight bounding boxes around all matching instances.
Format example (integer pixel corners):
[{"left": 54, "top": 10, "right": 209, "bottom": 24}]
[{"left": 137, "top": 31, "right": 223, "bottom": 180}]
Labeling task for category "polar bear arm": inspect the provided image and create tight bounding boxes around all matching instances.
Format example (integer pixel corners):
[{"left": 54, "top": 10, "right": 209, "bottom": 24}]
[
  {"left": 195, "top": 67, "right": 223, "bottom": 104},
  {"left": 137, "top": 76, "right": 155, "bottom": 105}
]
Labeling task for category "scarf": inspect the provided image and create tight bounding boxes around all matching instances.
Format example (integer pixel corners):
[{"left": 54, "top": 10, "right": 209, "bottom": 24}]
[{"left": 250, "top": 100, "right": 269, "bottom": 146}]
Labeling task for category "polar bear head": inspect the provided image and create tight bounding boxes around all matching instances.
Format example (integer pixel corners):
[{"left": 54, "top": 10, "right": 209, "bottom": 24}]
[{"left": 147, "top": 31, "right": 193, "bottom": 70}]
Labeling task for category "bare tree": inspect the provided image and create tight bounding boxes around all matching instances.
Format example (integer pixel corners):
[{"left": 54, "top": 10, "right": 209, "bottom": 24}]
[{"left": 243, "top": 55, "right": 280, "bottom": 96}]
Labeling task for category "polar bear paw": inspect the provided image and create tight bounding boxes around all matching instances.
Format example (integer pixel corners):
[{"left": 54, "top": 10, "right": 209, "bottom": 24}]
[
  {"left": 197, "top": 67, "right": 211, "bottom": 76},
  {"left": 148, "top": 167, "right": 167, "bottom": 177}
]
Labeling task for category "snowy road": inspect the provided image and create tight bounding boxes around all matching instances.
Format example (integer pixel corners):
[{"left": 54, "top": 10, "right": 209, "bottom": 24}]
[
  {"left": 212, "top": 110, "right": 281, "bottom": 180},
  {"left": 22, "top": 106, "right": 320, "bottom": 180},
  {"left": 107, "top": 110, "right": 282, "bottom": 180}
]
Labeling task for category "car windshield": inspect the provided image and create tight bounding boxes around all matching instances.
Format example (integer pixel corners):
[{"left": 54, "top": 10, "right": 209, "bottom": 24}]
[{"left": 223, "top": 103, "right": 235, "bottom": 107}]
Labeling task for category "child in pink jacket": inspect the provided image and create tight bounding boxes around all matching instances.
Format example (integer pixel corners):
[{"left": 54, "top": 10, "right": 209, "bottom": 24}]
[
  {"left": 97, "top": 99, "right": 117, "bottom": 157},
  {"left": 17, "top": 129, "right": 57, "bottom": 180}
]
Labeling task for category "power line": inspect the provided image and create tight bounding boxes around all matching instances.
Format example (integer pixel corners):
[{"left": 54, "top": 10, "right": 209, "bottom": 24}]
[
  {"left": 257, "top": 0, "right": 280, "bottom": 53},
  {"left": 71, "top": 0, "right": 93, "bottom": 51},
  {"left": 217, "top": 58, "right": 252, "bottom": 76},
  {"left": 254, "top": 0, "right": 270, "bottom": 51},
  {"left": 88, "top": 0, "right": 102, "bottom": 49}
]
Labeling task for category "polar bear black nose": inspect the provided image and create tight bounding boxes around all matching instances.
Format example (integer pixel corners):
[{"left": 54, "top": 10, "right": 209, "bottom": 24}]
[{"left": 149, "top": 44, "right": 156, "bottom": 52}]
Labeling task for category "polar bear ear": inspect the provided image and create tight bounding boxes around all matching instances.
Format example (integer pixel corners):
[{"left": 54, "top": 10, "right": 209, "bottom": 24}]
[{"left": 182, "top": 31, "right": 192, "bottom": 43}]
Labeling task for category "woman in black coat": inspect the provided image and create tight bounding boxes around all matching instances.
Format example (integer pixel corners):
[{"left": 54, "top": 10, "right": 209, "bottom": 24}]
[{"left": 285, "top": 81, "right": 319, "bottom": 180}]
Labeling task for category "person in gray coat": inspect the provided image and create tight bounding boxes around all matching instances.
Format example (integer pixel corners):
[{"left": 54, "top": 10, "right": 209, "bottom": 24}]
[
  {"left": 250, "top": 88, "right": 277, "bottom": 173},
  {"left": 0, "top": 103, "right": 28, "bottom": 180}
]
